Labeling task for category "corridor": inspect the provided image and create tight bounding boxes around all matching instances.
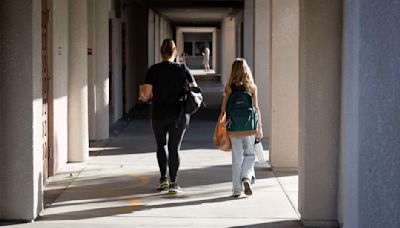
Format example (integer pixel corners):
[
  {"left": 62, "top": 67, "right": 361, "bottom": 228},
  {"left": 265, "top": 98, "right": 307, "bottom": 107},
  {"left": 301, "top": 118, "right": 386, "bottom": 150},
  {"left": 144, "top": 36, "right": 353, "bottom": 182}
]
[
  {"left": 2, "top": 0, "right": 400, "bottom": 226},
  {"left": 4, "top": 107, "right": 299, "bottom": 228}
]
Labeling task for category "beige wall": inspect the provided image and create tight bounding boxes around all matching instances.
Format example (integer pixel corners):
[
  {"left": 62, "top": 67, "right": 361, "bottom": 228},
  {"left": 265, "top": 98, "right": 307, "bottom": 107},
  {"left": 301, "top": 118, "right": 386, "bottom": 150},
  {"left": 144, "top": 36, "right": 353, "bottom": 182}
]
[
  {"left": 270, "top": 0, "right": 299, "bottom": 169},
  {"left": 126, "top": 2, "right": 149, "bottom": 109}
]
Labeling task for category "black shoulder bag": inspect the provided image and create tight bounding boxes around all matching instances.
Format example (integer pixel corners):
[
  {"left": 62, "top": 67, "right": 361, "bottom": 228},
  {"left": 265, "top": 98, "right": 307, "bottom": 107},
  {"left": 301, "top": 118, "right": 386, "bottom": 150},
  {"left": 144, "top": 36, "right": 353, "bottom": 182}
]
[{"left": 175, "top": 65, "right": 205, "bottom": 128}]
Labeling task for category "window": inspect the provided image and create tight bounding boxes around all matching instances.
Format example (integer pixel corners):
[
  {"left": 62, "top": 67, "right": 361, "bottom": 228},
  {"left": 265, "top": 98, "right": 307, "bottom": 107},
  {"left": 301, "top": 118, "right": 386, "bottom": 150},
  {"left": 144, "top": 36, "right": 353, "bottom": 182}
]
[
  {"left": 195, "top": 42, "right": 205, "bottom": 56},
  {"left": 184, "top": 42, "right": 193, "bottom": 56}
]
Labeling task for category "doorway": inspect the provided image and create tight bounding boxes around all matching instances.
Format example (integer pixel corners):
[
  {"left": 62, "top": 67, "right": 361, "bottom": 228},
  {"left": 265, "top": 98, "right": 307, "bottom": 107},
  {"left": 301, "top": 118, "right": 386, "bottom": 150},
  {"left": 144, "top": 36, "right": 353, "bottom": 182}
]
[{"left": 42, "top": 0, "right": 54, "bottom": 182}]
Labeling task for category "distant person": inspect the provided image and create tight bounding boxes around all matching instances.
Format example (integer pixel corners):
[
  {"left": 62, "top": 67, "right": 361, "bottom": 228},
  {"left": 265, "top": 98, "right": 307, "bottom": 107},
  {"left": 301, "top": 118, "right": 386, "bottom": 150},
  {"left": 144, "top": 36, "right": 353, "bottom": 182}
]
[
  {"left": 220, "top": 58, "right": 263, "bottom": 197},
  {"left": 202, "top": 47, "right": 210, "bottom": 72},
  {"left": 139, "top": 39, "right": 198, "bottom": 194}
]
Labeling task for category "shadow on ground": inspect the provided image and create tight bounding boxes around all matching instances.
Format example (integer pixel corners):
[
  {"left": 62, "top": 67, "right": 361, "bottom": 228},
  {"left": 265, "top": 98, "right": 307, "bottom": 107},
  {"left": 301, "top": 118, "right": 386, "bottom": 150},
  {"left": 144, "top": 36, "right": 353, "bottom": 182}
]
[{"left": 229, "top": 220, "right": 302, "bottom": 228}]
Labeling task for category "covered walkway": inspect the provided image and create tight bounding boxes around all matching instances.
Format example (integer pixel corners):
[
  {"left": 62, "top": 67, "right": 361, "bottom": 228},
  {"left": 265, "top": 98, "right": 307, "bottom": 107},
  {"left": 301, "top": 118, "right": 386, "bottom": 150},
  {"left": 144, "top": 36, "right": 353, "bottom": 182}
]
[
  {"left": 2, "top": 0, "right": 400, "bottom": 227},
  {"left": 7, "top": 107, "right": 299, "bottom": 227}
]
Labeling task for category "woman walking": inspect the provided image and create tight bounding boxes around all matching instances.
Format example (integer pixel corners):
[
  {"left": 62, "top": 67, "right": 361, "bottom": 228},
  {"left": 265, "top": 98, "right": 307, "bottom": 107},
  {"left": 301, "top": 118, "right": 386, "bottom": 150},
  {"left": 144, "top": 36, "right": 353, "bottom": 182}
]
[
  {"left": 139, "top": 39, "right": 197, "bottom": 194},
  {"left": 202, "top": 47, "right": 210, "bottom": 72},
  {"left": 220, "top": 58, "right": 263, "bottom": 197}
]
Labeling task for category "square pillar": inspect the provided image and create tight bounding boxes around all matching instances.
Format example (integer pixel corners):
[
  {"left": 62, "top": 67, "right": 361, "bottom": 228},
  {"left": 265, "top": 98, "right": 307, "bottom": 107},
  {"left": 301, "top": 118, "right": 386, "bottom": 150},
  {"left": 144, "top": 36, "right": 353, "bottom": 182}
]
[
  {"left": 254, "top": 0, "right": 271, "bottom": 140},
  {"left": 298, "top": 0, "right": 342, "bottom": 226},
  {"left": 148, "top": 9, "right": 155, "bottom": 67},
  {"left": 270, "top": 0, "right": 299, "bottom": 169},
  {"left": 342, "top": 0, "right": 400, "bottom": 227},
  {"left": 0, "top": 0, "right": 43, "bottom": 220},
  {"left": 68, "top": 0, "right": 89, "bottom": 162}
]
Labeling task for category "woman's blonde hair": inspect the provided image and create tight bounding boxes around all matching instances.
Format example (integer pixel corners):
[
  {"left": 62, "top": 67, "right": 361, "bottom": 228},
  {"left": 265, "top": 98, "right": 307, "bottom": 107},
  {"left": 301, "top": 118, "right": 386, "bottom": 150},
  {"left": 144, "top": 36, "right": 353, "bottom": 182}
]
[
  {"left": 227, "top": 58, "right": 255, "bottom": 92},
  {"left": 160, "top": 39, "right": 176, "bottom": 59}
]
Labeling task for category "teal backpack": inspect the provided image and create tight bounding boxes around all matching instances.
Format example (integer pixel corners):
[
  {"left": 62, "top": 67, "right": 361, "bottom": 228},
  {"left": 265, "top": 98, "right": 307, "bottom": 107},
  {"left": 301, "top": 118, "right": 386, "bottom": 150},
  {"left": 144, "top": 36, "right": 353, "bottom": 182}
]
[{"left": 226, "top": 86, "right": 258, "bottom": 132}]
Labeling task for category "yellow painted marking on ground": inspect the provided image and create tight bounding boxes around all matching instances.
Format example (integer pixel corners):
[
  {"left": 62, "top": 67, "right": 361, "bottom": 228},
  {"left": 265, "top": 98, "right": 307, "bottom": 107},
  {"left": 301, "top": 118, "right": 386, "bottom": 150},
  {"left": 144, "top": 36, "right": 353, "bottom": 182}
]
[{"left": 56, "top": 172, "right": 150, "bottom": 213}]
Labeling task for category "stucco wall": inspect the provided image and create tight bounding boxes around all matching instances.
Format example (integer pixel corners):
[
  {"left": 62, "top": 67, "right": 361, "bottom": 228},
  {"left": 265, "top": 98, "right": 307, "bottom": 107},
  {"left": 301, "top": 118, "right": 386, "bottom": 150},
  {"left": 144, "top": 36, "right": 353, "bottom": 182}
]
[
  {"left": 0, "top": 0, "right": 43, "bottom": 220},
  {"left": 127, "top": 2, "right": 149, "bottom": 110},
  {"left": 343, "top": 0, "right": 400, "bottom": 227}
]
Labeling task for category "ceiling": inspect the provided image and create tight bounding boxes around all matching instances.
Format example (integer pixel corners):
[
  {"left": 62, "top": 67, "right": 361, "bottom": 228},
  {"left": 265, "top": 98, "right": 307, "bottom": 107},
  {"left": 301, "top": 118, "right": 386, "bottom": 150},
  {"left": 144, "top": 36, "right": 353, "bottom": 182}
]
[{"left": 133, "top": 0, "right": 244, "bottom": 27}]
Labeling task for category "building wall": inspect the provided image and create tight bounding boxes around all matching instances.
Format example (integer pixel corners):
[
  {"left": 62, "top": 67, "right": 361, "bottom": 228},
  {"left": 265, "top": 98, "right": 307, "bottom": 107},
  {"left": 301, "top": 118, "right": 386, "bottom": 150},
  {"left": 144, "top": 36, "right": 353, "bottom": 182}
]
[
  {"left": 126, "top": 2, "right": 149, "bottom": 109},
  {"left": 343, "top": 0, "right": 400, "bottom": 227},
  {"left": 0, "top": 0, "right": 43, "bottom": 220}
]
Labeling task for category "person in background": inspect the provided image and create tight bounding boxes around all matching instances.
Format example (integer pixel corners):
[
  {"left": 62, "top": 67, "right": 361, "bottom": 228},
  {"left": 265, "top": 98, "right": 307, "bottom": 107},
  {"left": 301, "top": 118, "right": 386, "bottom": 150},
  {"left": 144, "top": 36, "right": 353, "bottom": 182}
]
[
  {"left": 202, "top": 47, "right": 210, "bottom": 72},
  {"left": 139, "top": 39, "right": 198, "bottom": 194}
]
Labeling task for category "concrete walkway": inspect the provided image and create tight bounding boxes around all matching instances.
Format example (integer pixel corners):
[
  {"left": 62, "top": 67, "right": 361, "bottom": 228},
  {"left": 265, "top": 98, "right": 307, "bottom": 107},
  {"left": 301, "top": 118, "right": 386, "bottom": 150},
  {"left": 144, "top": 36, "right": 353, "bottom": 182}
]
[{"left": 3, "top": 107, "right": 301, "bottom": 228}]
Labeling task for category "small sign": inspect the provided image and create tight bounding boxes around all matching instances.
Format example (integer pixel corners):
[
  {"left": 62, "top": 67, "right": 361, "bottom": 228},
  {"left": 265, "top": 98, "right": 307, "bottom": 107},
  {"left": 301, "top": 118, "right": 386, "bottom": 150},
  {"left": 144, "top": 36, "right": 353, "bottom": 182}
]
[{"left": 88, "top": 48, "right": 93, "bottom": 55}]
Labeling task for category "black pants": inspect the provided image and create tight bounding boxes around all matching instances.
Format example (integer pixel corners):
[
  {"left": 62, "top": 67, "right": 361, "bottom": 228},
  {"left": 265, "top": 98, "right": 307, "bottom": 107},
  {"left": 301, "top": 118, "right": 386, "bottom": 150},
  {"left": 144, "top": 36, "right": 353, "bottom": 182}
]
[{"left": 151, "top": 116, "right": 187, "bottom": 183}]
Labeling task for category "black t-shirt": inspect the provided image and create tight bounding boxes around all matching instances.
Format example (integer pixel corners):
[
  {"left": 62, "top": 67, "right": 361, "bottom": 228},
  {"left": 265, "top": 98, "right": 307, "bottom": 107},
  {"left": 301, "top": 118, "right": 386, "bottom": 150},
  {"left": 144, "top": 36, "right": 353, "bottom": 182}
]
[{"left": 145, "top": 61, "right": 195, "bottom": 120}]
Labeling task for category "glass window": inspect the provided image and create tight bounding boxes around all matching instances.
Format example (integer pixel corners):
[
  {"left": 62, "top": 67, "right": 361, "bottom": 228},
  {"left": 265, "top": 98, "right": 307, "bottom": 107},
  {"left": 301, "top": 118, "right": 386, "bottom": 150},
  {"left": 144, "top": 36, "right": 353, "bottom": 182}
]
[
  {"left": 184, "top": 42, "right": 193, "bottom": 56},
  {"left": 195, "top": 41, "right": 205, "bottom": 56}
]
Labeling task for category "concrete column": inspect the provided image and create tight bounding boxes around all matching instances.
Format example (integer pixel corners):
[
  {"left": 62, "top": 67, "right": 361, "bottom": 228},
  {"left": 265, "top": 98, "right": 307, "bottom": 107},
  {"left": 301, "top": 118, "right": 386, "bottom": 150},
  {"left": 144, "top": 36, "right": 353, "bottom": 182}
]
[
  {"left": 51, "top": 0, "right": 69, "bottom": 171},
  {"left": 154, "top": 14, "right": 160, "bottom": 63},
  {"left": 217, "top": 29, "right": 222, "bottom": 74},
  {"left": 212, "top": 30, "right": 217, "bottom": 71},
  {"left": 176, "top": 29, "right": 184, "bottom": 62},
  {"left": 94, "top": 0, "right": 110, "bottom": 139},
  {"left": 254, "top": 0, "right": 271, "bottom": 139},
  {"left": 88, "top": 0, "right": 96, "bottom": 140},
  {"left": 298, "top": 0, "right": 342, "bottom": 226},
  {"left": 243, "top": 0, "right": 254, "bottom": 71},
  {"left": 68, "top": 0, "right": 89, "bottom": 162},
  {"left": 0, "top": 0, "right": 43, "bottom": 220},
  {"left": 148, "top": 9, "right": 155, "bottom": 67},
  {"left": 342, "top": 0, "right": 400, "bottom": 227},
  {"left": 112, "top": 18, "right": 122, "bottom": 123},
  {"left": 270, "top": 0, "right": 298, "bottom": 168},
  {"left": 160, "top": 17, "right": 165, "bottom": 43},
  {"left": 221, "top": 17, "right": 236, "bottom": 84}
]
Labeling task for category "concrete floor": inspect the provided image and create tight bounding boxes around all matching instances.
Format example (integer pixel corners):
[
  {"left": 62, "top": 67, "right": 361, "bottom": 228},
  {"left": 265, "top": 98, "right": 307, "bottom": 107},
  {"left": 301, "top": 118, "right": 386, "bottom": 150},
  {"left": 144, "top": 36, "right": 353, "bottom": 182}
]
[{"left": 2, "top": 107, "right": 301, "bottom": 228}]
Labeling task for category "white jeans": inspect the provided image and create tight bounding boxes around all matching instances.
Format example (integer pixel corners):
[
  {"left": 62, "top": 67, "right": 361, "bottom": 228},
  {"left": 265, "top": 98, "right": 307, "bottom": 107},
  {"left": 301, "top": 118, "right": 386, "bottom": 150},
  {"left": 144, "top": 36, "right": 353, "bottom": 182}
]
[{"left": 231, "top": 135, "right": 256, "bottom": 192}]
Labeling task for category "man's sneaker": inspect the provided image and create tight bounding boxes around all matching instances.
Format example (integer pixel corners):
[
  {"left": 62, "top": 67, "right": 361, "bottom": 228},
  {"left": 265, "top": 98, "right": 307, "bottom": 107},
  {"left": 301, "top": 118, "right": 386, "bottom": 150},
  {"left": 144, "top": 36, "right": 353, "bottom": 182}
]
[
  {"left": 156, "top": 179, "right": 169, "bottom": 191},
  {"left": 243, "top": 178, "right": 253, "bottom": 196},
  {"left": 231, "top": 192, "right": 241, "bottom": 198},
  {"left": 168, "top": 182, "right": 182, "bottom": 194}
]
